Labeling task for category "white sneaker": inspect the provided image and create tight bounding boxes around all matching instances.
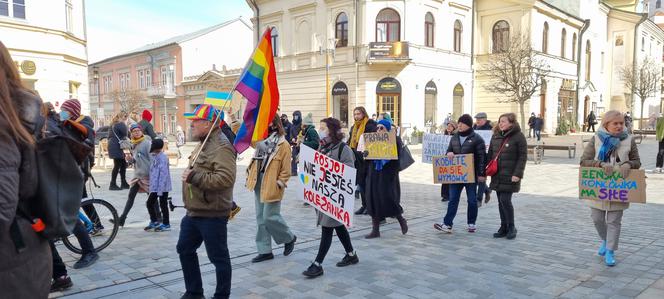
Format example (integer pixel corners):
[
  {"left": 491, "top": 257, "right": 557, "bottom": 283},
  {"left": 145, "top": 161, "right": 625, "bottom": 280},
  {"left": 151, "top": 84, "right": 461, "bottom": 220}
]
[
  {"left": 656, "top": 168, "right": 663, "bottom": 173},
  {"left": 433, "top": 223, "right": 452, "bottom": 233},
  {"left": 468, "top": 224, "right": 477, "bottom": 233}
]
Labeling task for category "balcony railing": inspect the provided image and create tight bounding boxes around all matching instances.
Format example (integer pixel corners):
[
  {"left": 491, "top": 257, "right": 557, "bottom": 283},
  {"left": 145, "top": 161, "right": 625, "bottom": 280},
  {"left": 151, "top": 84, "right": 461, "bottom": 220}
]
[
  {"left": 368, "top": 41, "right": 410, "bottom": 63},
  {"left": 147, "top": 85, "right": 176, "bottom": 99}
]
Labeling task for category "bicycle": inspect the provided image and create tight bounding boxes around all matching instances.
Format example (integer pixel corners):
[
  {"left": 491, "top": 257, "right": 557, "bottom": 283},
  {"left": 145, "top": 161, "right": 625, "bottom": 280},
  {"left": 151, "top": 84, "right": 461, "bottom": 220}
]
[{"left": 61, "top": 175, "right": 120, "bottom": 254}]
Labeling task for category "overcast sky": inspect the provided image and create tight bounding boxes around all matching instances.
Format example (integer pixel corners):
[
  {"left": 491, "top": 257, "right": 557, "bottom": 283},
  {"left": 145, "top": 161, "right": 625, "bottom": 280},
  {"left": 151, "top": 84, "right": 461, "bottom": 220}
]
[{"left": 85, "top": 0, "right": 253, "bottom": 63}]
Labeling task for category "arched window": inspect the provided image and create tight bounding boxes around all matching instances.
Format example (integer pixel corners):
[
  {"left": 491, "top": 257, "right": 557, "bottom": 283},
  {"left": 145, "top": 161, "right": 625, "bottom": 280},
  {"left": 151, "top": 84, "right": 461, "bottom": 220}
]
[
  {"left": 454, "top": 20, "right": 462, "bottom": 52},
  {"left": 376, "top": 8, "right": 400, "bottom": 42},
  {"left": 425, "top": 12, "right": 434, "bottom": 47},
  {"left": 561, "top": 29, "right": 567, "bottom": 58},
  {"left": 572, "top": 33, "right": 577, "bottom": 61},
  {"left": 585, "top": 40, "right": 591, "bottom": 81},
  {"left": 492, "top": 20, "right": 510, "bottom": 53},
  {"left": 332, "top": 81, "right": 349, "bottom": 127},
  {"left": 542, "top": 22, "right": 549, "bottom": 54},
  {"left": 452, "top": 83, "right": 464, "bottom": 120},
  {"left": 336, "top": 13, "right": 349, "bottom": 47},
  {"left": 270, "top": 27, "right": 279, "bottom": 57},
  {"left": 424, "top": 81, "right": 437, "bottom": 126},
  {"left": 296, "top": 21, "right": 311, "bottom": 54}
]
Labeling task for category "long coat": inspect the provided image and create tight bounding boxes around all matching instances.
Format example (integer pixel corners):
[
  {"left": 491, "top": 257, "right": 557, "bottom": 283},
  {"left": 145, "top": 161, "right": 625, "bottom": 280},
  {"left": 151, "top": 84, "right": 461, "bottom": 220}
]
[
  {"left": 366, "top": 136, "right": 404, "bottom": 218},
  {"left": 348, "top": 119, "right": 377, "bottom": 187},
  {"left": 108, "top": 121, "right": 128, "bottom": 159},
  {"left": 317, "top": 141, "right": 355, "bottom": 227},
  {"left": 246, "top": 136, "right": 292, "bottom": 202},
  {"left": 0, "top": 89, "right": 51, "bottom": 299},
  {"left": 487, "top": 126, "right": 528, "bottom": 193}
]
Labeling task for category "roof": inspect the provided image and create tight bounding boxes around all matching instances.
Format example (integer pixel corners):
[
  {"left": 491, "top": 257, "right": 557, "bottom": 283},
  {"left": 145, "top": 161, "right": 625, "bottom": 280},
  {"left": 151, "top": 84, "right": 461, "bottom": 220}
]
[{"left": 91, "top": 17, "right": 252, "bottom": 65}]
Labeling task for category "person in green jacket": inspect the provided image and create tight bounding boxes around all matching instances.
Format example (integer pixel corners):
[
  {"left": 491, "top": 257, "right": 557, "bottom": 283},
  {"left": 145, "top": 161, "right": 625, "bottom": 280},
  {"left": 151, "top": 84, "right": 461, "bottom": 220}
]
[
  {"left": 656, "top": 114, "right": 664, "bottom": 173},
  {"left": 298, "top": 112, "right": 320, "bottom": 150}
]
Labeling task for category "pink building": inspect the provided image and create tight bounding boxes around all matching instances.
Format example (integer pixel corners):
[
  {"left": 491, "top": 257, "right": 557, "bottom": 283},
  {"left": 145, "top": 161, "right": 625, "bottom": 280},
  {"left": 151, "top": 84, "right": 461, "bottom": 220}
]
[{"left": 88, "top": 17, "right": 253, "bottom": 137}]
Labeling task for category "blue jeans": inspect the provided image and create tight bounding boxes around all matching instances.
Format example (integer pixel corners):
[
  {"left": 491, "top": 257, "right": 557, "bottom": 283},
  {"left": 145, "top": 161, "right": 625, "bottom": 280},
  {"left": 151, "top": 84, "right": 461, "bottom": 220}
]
[
  {"left": 177, "top": 215, "right": 231, "bottom": 298},
  {"left": 443, "top": 183, "right": 478, "bottom": 227},
  {"left": 535, "top": 130, "right": 542, "bottom": 141}
]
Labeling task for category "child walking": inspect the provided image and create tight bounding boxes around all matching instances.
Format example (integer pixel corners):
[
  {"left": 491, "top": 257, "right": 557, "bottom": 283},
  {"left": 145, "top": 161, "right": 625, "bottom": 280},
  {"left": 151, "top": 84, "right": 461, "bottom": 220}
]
[{"left": 146, "top": 139, "right": 172, "bottom": 232}]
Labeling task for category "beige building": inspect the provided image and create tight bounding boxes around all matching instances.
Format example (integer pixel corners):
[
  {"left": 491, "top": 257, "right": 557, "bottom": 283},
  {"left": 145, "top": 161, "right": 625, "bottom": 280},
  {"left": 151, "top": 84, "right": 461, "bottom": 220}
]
[{"left": 247, "top": 0, "right": 474, "bottom": 133}]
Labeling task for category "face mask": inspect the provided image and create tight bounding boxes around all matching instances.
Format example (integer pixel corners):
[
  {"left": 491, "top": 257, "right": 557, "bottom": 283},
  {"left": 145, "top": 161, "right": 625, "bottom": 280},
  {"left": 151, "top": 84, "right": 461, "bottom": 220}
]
[
  {"left": 60, "top": 111, "right": 70, "bottom": 121},
  {"left": 318, "top": 129, "right": 328, "bottom": 139}
]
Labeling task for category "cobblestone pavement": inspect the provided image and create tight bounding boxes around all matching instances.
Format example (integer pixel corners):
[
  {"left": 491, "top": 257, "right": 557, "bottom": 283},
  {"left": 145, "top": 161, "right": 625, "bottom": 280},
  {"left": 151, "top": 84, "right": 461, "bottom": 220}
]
[{"left": 52, "top": 134, "right": 664, "bottom": 299}]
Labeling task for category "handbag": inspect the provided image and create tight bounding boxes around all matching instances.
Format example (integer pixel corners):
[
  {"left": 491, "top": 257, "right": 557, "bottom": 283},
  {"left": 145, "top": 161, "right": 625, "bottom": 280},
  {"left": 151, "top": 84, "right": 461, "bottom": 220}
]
[
  {"left": 398, "top": 143, "right": 415, "bottom": 171},
  {"left": 485, "top": 137, "right": 509, "bottom": 177},
  {"left": 113, "top": 124, "right": 132, "bottom": 150}
]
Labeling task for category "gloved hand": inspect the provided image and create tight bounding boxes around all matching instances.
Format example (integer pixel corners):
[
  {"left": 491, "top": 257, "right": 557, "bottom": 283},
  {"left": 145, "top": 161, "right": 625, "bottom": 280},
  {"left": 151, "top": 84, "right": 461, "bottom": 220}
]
[
  {"left": 600, "top": 162, "right": 615, "bottom": 177},
  {"left": 619, "top": 163, "right": 632, "bottom": 179},
  {"left": 363, "top": 151, "right": 369, "bottom": 158}
]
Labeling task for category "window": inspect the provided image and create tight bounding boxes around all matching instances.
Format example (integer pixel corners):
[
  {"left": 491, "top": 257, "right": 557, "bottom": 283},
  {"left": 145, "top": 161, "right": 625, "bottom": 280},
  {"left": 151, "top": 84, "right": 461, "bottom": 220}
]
[
  {"left": 658, "top": 0, "right": 662, "bottom": 9},
  {"left": 542, "top": 22, "right": 549, "bottom": 54},
  {"left": 492, "top": 20, "right": 510, "bottom": 53},
  {"left": 65, "top": 0, "right": 73, "bottom": 32},
  {"left": 68, "top": 81, "right": 80, "bottom": 99},
  {"left": 424, "top": 12, "right": 434, "bottom": 47},
  {"left": 642, "top": 36, "right": 645, "bottom": 51},
  {"left": 585, "top": 40, "right": 591, "bottom": 81},
  {"left": 146, "top": 69, "right": 152, "bottom": 87},
  {"left": 454, "top": 20, "right": 462, "bottom": 52},
  {"left": 376, "top": 8, "right": 400, "bottom": 42},
  {"left": 160, "top": 66, "right": 167, "bottom": 86},
  {"left": 572, "top": 33, "right": 577, "bottom": 61},
  {"left": 561, "top": 29, "right": 566, "bottom": 58},
  {"left": 138, "top": 70, "right": 145, "bottom": 89},
  {"left": 103, "top": 75, "right": 112, "bottom": 93},
  {"left": 270, "top": 27, "right": 278, "bottom": 57},
  {"left": 1, "top": 0, "right": 25, "bottom": 18},
  {"left": 335, "top": 13, "right": 348, "bottom": 47},
  {"left": 601, "top": 52, "right": 605, "bottom": 73}
]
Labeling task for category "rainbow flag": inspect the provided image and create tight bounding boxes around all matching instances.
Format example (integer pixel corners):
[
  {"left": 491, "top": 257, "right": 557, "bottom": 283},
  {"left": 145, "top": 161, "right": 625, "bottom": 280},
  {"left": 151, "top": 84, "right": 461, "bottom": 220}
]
[
  {"left": 233, "top": 28, "right": 280, "bottom": 153},
  {"left": 203, "top": 91, "right": 231, "bottom": 107}
]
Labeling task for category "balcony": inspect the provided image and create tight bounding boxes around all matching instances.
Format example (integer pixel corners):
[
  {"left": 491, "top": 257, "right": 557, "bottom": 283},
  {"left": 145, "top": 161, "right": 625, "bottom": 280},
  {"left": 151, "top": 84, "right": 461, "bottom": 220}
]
[
  {"left": 367, "top": 41, "right": 411, "bottom": 64},
  {"left": 147, "top": 85, "right": 176, "bottom": 99}
]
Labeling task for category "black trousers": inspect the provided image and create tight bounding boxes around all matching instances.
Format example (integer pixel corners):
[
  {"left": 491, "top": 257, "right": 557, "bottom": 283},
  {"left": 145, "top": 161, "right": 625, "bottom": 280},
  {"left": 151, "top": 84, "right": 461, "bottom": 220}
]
[
  {"left": 50, "top": 241, "right": 67, "bottom": 279},
  {"left": 657, "top": 140, "right": 664, "bottom": 168},
  {"left": 497, "top": 192, "right": 515, "bottom": 227},
  {"left": 440, "top": 184, "right": 449, "bottom": 199},
  {"left": 111, "top": 158, "right": 127, "bottom": 186},
  {"left": 587, "top": 124, "right": 596, "bottom": 132},
  {"left": 315, "top": 225, "right": 354, "bottom": 264},
  {"left": 147, "top": 192, "right": 169, "bottom": 225},
  {"left": 119, "top": 184, "right": 141, "bottom": 221}
]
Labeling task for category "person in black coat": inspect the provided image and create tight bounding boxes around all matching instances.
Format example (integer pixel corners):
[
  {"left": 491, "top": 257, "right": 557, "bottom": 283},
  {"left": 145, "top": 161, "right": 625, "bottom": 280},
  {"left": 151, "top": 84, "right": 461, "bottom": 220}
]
[
  {"left": 487, "top": 113, "right": 527, "bottom": 240},
  {"left": 528, "top": 112, "right": 536, "bottom": 138},
  {"left": 348, "top": 106, "right": 377, "bottom": 214},
  {"left": 108, "top": 111, "right": 130, "bottom": 190},
  {"left": 533, "top": 114, "right": 544, "bottom": 141},
  {"left": 586, "top": 111, "right": 597, "bottom": 132},
  {"left": 473, "top": 112, "right": 492, "bottom": 205},
  {"left": 281, "top": 114, "right": 292, "bottom": 142},
  {"left": 434, "top": 114, "right": 486, "bottom": 233},
  {"left": 290, "top": 110, "right": 303, "bottom": 175},
  {"left": 364, "top": 119, "right": 408, "bottom": 239}
]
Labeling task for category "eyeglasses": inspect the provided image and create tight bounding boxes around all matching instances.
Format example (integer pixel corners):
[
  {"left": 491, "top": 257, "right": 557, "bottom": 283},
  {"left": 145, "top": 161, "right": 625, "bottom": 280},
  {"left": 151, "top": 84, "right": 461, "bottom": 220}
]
[{"left": 377, "top": 126, "right": 386, "bottom": 131}]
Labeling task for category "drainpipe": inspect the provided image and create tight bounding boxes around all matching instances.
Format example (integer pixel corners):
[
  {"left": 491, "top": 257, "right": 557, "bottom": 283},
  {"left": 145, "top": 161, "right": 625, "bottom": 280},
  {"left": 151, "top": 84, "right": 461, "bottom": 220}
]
[
  {"left": 631, "top": 14, "right": 648, "bottom": 116},
  {"left": 402, "top": 0, "right": 406, "bottom": 41},
  {"left": 470, "top": 0, "right": 475, "bottom": 115},
  {"left": 575, "top": 19, "right": 590, "bottom": 127},
  {"left": 248, "top": 0, "right": 260, "bottom": 44},
  {"left": 354, "top": 0, "right": 360, "bottom": 109}
]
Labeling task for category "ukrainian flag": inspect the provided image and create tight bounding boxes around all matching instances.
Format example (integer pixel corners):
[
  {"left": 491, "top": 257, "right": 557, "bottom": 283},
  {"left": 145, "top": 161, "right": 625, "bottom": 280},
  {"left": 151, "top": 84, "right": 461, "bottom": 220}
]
[{"left": 204, "top": 91, "right": 231, "bottom": 107}]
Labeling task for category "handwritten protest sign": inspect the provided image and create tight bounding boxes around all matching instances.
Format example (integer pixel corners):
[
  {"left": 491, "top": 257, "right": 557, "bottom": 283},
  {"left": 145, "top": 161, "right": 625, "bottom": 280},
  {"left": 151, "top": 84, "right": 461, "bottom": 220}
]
[
  {"left": 298, "top": 146, "right": 356, "bottom": 227},
  {"left": 475, "top": 130, "right": 492, "bottom": 153},
  {"left": 364, "top": 130, "right": 398, "bottom": 160},
  {"left": 433, "top": 154, "right": 475, "bottom": 184},
  {"left": 578, "top": 167, "right": 646, "bottom": 204},
  {"left": 422, "top": 133, "right": 451, "bottom": 164}
]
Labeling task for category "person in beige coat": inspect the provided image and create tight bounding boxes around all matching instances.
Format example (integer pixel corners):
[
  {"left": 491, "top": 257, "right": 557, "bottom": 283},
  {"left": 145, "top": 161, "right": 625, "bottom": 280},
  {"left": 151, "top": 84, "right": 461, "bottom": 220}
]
[
  {"left": 246, "top": 115, "right": 297, "bottom": 263},
  {"left": 580, "top": 110, "right": 641, "bottom": 267}
]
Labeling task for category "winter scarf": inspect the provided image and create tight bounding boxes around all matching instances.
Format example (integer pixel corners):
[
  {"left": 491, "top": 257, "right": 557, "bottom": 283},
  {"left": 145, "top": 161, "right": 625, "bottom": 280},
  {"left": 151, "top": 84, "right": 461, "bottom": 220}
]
[
  {"left": 597, "top": 127, "right": 628, "bottom": 162},
  {"left": 350, "top": 117, "right": 368, "bottom": 149}
]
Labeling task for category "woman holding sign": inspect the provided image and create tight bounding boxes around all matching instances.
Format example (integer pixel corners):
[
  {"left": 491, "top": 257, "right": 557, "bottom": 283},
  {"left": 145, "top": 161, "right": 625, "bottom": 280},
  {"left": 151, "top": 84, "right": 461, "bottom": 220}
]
[
  {"left": 364, "top": 119, "right": 409, "bottom": 239},
  {"left": 486, "top": 113, "right": 527, "bottom": 240},
  {"left": 434, "top": 114, "right": 486, "bottom": 234},
  {"left": 302, "top": 118, "right": 359, "bottom": 278},
  {"left": 580, "top": 110, "right": 641, "bottom": 267}
]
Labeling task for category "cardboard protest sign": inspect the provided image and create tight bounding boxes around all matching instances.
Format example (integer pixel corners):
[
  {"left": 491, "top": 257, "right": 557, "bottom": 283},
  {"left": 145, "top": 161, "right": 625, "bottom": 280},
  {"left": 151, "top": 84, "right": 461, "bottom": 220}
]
[
  {"left": 432, "top": 154, "right": 475, "bottom": 184},
  {"left": 363, "top": 130, "right": 398, "bottom": 160},
  {"left": 475, "top": 130, "right": 492, "bottom": 153},
  {"left": 298, "top": 146, "right": 356, "bottom": 227},
  {"left": 422, "top": 133, "right": 451, "bottom": 164},
  {"left": 578, "top": 167, "right": 646, "bottom": 204}
]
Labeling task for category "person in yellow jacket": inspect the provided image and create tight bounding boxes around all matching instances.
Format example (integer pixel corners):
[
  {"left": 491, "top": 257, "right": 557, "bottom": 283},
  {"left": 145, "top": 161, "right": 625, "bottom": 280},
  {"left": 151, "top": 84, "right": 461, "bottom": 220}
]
[{"left": 246, "top": 115, "right": 297, "bottom": 263}]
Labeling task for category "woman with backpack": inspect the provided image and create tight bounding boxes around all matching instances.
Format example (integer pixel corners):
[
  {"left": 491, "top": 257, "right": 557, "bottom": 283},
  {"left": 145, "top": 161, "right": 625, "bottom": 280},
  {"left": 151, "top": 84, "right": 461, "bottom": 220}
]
[
  {"left": 487, "top": 113, "right": 527, "bottom": 240},
  {"left": 0, "top": 40, "right": 51, "bottom": 298},
  {"left": 109, "top": 111, "right": 130, "bottom": 190},
  {"left": 302, "top": 118, "right": 359, "bottom": 278}
]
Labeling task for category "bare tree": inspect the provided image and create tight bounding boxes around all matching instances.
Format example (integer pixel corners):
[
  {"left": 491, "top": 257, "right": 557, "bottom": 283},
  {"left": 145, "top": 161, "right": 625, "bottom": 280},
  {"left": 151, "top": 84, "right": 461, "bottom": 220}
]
[
  {"left": 480, "top": 33, "right": 551, "bottom": 127},
  {"left": 621, "top": 57, "right": 662, "bottom": 129},
  {"left": 107, "top": 89, "right": 148, "bottom": 115}
]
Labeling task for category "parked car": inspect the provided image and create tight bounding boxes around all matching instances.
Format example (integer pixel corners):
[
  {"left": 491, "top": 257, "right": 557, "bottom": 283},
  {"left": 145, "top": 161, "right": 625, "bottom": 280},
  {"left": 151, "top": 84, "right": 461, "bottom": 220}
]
[{"left": 95, "top": 126, "right": 110, "bottom": 145}]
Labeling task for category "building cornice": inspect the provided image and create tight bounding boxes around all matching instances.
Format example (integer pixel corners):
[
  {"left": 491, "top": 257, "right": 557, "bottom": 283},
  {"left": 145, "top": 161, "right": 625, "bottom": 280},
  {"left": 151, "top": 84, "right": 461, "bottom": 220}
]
[
  {"left": 449, "top": 2, "right": 471, "bottom": 11},
  {"left": 0, "top": 19, "right": 87, "bottom": 46},
  {"left": 288, "top": 2, "right": 317, "bottom": 14},
  {"left": 8, "top": 47, "right": 88, "bottom": 67}
]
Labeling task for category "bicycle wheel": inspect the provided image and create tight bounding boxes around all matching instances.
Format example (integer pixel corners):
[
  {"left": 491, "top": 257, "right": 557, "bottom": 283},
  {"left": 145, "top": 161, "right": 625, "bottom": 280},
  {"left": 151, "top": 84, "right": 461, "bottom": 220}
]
[{"left": 62, "top": 198, "right": 119, "bottom": 254}]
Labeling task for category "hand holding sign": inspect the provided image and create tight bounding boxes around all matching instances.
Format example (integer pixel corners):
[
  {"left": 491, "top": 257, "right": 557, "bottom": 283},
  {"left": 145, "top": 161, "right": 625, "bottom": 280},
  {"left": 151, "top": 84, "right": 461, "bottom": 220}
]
[
  {"left": 579, "top": 167, "right": 646, "bottom": 204},
  {"left": 364, "top": 131, "right": 398, "bottom": 160},
  {"left": 433, "top": 154, "right": 475, "bottom": 184}
]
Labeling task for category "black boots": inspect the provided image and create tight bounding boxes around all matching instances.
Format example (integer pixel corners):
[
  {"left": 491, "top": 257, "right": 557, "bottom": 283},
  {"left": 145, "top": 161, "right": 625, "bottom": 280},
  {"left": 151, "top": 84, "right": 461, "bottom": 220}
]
[
  {"left": 506, "top": 225, "right": 517, "bottom": 240},
  {"left": 354, "top": 206, "right": 367, "bottom": 215},
  {"left": 109, "top": 183, "right": 121, "bottom": 191},
  {"left": 365, "top": 218, "right": 380, "bottom": 239},
  {"left": 493, "top": 225, "right": 507, "bottom": 238},
  {"left": 494, "top": 224, "right": 517, "bottom": 239},
  {"left": 396, "top": 215, "right": 408, "bottom": 235}
]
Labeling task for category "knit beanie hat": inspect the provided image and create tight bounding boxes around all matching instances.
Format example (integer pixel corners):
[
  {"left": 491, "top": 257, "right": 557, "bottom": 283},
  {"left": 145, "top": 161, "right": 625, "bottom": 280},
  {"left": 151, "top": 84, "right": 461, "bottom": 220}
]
[
  {"left": 303, "top": 113, "right": 314, "bottom": 126},
  {"left": 129, "top": 123, "right": 142, "bottom": 132},
  {"left": 458, "top": 114, "right": 473, "bottom": 128},
  {"left": 142, "top": 109, "right": 153, "bottom": 122},
  {"left": 61, "top": 99, "right": 81, "bottom": 119},
  {"left": 150, "top": 139, "right": 164, "bottom": 153}
]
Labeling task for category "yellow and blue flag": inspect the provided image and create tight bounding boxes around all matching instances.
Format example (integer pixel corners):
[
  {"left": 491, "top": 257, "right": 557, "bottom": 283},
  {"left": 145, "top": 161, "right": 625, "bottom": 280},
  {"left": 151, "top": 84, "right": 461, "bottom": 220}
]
[{"left": 204, "top": 91, "right": 231, "bottom": 107}]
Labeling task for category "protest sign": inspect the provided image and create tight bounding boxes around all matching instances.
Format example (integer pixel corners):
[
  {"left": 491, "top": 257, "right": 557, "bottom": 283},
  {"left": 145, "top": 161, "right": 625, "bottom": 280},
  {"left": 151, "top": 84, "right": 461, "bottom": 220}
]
[
  {"left": 475, "top": 130, "right": 492, "bottom": 153},
  {"left": 422, "top": 133, "right": 451, "bottom": 164},
  {"left": 364, "top": 130, "right": 398, "bottom": 160},
  {"left": 578, "top": 167, "right": 646, "bottom": 204},
  {"left": 298, "top": 146, "right": 356, "bottom": 227},
  {"left": 432, "top": 154, "right": 475, "bottom": 184}
]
